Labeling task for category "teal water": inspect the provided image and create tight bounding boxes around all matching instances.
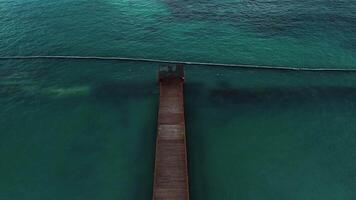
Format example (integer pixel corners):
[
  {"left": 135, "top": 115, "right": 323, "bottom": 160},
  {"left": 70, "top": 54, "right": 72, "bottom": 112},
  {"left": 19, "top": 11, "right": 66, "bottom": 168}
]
[
  {"left": 185, "top": 68, "right": 356, "bottom": 199},
  {"left": 0, "top": 61, "right": 158, "bottom": 199},
  {"left": 1, "top": 0, "right": 356, "bottom": 199}
]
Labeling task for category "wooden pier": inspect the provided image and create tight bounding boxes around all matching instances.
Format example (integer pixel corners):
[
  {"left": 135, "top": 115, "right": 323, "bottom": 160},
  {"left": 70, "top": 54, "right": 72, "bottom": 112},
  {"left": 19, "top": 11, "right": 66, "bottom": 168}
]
[{"left": 153, "top": 65, "right": 189, "bottom": 200}]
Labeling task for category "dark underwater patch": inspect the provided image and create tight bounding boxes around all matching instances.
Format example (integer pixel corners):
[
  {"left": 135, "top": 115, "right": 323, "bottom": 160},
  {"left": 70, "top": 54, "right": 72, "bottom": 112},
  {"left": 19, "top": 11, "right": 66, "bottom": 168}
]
[
  {"left": 185, "top": 81, "right": 356, "bottom": 107},
  {"left": 209, "top": 86, "right": 356, "bottom": 106},
  {"left": 342, "top": 38, "right": 356, "bottom": 52},
  {"left": 159, "top": 0, "right": 356, "bottom": 37}
]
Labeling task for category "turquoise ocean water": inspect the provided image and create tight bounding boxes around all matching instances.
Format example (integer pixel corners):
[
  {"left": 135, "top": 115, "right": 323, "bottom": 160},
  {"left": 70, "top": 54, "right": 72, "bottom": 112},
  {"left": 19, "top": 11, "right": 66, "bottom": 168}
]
[{"left": 1, "top": 0, "right": 356, "bottom": 199}]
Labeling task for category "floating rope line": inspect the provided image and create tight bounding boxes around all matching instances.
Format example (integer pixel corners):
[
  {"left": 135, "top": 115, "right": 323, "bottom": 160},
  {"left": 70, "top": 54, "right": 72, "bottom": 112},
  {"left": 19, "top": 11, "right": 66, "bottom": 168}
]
[{"left": 1, "top": 55, "right": 356, "bottom": 72}]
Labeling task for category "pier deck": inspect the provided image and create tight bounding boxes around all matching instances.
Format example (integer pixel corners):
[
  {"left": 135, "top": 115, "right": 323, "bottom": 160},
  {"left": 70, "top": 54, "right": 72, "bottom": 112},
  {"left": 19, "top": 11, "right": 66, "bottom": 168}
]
[{"left": 153, "top": 65, "right": 189, "bottom": 200}]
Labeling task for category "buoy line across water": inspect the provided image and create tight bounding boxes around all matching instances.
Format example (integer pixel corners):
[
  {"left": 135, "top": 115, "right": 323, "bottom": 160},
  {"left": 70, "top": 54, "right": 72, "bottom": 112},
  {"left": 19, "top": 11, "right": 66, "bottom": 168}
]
[{"left": 1, "top": 55, "right": 356, "bottom": 72}]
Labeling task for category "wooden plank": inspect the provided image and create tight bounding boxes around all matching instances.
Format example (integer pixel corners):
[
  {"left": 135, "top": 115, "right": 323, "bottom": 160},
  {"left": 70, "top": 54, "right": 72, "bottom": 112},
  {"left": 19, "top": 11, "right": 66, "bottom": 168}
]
[{"left": 153, "top": 65, "right": 189, "bottom": 200}]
